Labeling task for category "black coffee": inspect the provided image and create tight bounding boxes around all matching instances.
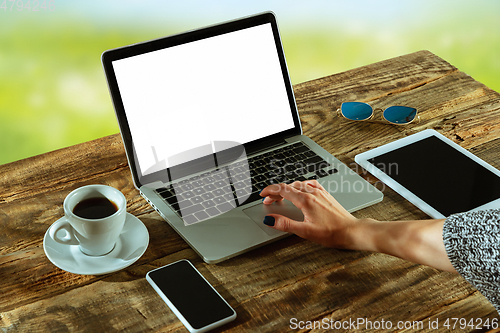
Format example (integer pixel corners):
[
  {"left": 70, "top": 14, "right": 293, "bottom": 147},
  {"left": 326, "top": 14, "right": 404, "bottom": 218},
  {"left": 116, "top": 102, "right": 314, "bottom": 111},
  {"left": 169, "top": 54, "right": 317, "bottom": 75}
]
[{"left": 73, "top": 197, "right": 118, "bottom": 219}]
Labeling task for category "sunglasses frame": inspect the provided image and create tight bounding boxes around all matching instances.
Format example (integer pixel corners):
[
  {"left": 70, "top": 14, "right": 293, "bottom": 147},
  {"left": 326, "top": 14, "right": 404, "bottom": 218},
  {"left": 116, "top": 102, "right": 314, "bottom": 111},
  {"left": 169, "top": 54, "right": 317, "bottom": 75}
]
[{"left": 337, "top": 102, "right": 419, "bottom": 125}]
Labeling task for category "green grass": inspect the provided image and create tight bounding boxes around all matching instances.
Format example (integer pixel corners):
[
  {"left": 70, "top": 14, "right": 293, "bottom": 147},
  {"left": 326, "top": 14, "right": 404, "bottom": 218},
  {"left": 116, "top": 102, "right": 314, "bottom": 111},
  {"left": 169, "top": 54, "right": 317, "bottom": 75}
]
[
  {"left": 1, "top": 13, "right": 499, "bottom": 166},
  {"left": 0, "top": 18, "right": 149, "bottom": 164}
]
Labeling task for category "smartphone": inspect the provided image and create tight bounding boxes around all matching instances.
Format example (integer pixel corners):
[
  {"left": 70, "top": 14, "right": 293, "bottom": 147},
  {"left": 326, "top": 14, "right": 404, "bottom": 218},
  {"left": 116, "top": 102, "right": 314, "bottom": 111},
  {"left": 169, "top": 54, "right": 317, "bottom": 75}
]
[{"left": 146, "top": 259, "right": 236, "bottom": 332}]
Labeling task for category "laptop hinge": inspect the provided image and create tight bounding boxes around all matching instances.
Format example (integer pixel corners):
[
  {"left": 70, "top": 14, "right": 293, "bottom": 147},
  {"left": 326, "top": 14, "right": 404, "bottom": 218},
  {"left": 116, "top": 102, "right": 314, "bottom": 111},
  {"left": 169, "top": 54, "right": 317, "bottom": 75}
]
[{"left": 245, "top": 138, "right": 287, "bottom": 157}]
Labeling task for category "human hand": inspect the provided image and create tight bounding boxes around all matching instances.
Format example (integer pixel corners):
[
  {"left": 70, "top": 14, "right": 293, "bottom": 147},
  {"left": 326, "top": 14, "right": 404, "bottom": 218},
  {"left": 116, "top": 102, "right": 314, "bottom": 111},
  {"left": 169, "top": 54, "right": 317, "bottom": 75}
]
[{"left": 259, "top": 180, "right": 358, "bottom": 248}]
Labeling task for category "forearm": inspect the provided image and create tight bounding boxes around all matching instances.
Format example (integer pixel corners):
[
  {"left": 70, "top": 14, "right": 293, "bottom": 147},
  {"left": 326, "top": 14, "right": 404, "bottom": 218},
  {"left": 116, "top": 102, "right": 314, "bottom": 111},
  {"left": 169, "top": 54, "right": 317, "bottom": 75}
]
[{"left": 347, "top": 218, "right": 457, "bottom": 273}]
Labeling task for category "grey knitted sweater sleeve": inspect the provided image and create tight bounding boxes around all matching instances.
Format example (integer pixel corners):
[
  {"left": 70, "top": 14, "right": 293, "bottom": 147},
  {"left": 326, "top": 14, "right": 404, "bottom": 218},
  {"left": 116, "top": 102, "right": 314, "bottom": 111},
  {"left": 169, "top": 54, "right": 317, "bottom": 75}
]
[{"left": 443, "top": 209, "right": 500, "bottom": 314}]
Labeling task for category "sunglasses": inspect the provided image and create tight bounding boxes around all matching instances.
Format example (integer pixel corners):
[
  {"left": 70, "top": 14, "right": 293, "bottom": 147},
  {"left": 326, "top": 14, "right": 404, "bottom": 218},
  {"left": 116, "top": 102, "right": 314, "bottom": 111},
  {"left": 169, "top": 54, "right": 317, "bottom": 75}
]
[{"left": 337, "top": 102, "right": 418, "bottom": 125}]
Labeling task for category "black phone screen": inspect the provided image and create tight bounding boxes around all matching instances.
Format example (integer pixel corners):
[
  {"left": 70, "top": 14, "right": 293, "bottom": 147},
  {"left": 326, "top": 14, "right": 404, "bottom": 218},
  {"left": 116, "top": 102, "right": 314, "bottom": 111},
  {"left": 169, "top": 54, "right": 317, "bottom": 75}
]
[
  {"left": 369, "top": 136, "right": 500, "bottom": 216},
  {"left": 148, "top": 260, "right": 234, "bottom": 329}
]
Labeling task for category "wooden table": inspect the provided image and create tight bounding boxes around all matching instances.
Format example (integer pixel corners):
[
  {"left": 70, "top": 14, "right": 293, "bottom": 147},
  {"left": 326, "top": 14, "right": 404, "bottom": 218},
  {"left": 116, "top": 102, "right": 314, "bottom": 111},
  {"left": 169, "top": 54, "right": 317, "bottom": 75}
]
[{"left": 2, "top": 50, "right": 500, "bottom": 332}]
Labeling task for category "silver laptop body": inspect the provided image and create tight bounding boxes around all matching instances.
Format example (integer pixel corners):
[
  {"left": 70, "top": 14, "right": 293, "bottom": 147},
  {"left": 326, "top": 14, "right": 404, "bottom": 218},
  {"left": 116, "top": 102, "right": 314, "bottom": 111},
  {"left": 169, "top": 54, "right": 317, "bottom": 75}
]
[{"left": 102, "top": 12, "right": 383, "bottom": 263}]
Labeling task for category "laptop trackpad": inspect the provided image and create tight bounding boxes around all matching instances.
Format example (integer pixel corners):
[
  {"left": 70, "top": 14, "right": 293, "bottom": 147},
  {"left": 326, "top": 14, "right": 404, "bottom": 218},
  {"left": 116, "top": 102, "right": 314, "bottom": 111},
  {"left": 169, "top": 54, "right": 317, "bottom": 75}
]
[{"left": 243, "top": 199, "right": 304, "bottom": 236}]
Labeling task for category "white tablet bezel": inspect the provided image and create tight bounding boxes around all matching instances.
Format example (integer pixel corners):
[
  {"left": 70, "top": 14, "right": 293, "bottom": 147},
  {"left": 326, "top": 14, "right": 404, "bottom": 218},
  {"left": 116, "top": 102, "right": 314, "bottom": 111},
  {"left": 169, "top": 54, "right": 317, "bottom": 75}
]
[{"left": 355, "top": 129, "right": 500, "bottom": 218}]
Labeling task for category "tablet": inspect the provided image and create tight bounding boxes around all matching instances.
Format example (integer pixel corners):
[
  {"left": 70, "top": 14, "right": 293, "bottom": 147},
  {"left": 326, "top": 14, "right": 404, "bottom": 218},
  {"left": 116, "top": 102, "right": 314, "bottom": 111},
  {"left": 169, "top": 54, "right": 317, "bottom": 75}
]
[{"left": 355, "top": 129, "right": 500, "bottom": 218}]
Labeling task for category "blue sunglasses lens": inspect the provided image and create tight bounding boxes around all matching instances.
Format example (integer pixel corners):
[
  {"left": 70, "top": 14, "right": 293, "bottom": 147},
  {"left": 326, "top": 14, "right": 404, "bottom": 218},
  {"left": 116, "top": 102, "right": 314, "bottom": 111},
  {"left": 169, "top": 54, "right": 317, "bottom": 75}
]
[
  {"left": 341, "top": 102, "right": 373, "bottom": 121},
  {"left": 383, "top": 106, "right": 417, "bottom": 124}
]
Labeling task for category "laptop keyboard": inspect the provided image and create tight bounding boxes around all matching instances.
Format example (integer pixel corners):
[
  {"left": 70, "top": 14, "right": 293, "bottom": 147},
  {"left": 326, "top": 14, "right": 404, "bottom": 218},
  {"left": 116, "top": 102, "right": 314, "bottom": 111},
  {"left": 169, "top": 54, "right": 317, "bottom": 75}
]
[{"left": 155, "top": 142, "right": 338, "bottom": 225}]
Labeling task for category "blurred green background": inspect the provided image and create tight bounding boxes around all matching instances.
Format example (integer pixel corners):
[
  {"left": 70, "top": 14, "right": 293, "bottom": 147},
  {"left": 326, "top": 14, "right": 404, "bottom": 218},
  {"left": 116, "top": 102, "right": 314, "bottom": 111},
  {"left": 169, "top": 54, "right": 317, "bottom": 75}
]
[{"left": 1, "top": 0, "right": 499, "bottom": 165}]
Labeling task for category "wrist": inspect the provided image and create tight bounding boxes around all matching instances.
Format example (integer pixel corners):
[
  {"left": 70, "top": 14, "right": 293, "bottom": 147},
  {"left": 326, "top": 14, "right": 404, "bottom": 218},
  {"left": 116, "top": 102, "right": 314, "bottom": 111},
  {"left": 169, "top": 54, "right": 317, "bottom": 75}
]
[
  {"left": 340, "top": 218, "right": 380, "bottom": 251},
  {"left": 344, "top": 218, "right": 455, "bottom": 272}
]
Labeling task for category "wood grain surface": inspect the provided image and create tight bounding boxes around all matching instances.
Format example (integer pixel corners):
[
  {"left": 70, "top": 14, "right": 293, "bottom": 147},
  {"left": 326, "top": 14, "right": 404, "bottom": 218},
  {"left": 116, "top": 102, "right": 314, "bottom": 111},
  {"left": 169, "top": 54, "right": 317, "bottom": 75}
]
[{"left": 1, "top": 50, "right": 499, "bottom": 332}]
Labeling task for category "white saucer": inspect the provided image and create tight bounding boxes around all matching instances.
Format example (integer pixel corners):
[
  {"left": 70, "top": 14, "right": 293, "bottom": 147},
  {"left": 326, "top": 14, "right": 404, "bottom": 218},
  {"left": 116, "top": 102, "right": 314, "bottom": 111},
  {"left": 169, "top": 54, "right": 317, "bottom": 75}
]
[{"left": 43, "top": 213, "right": 149, "bottom": 275}]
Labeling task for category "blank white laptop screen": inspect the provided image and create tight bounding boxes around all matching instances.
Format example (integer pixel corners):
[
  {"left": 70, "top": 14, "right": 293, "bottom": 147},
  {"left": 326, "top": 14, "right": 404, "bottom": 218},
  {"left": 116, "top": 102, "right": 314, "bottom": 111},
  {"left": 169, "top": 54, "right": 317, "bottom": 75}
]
[{"left": 112, "top": 23, "right": 295, "bottom": 176}]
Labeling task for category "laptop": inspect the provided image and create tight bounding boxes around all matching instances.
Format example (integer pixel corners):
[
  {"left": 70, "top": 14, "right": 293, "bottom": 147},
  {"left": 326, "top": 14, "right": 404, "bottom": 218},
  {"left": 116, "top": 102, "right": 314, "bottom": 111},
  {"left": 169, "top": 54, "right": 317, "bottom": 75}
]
[{"left": 101, "top": 12, "right": 383, "bottom": 263}]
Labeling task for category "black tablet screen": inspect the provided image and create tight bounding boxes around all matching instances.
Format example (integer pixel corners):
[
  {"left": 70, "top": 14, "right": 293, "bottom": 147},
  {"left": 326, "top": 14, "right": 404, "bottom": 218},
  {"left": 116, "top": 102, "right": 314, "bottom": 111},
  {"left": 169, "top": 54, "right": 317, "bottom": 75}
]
[{"left": 369, "top": 136, "right": 500, "bottom": 216}]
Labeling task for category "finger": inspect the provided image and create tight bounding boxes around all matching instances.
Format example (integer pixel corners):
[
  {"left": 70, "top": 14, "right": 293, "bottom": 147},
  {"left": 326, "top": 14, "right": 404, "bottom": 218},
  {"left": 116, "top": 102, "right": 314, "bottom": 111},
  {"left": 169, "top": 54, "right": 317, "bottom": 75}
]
[
  {"left": 259, "top": 183, "right": 282, "bottom": 197},
  {"left": 288, "top": 180, "right": 323, "bottom": 195},
  {"left": 261, "top": 181, "right": 317, "bottom": 197},
  {"left": 303, "top": 179, "right": 325, "bottom": 190},
  {"left": 289, "top": 180, "right": 314, "bottom": 192},
  {"left": 288, "top": 179, "right": 325, "bottom": 193},
  {"left": 262, "top": 194, "right": 284, "bottom": 204},
  {"left": 260, "top": 184, "right": 285, "bottom": 204},
  {"left": 260, "top": 183, "right": 308, "bottom": 209},
  {"left": 263, "top": 214, "right": 313, "bottom": 239}
]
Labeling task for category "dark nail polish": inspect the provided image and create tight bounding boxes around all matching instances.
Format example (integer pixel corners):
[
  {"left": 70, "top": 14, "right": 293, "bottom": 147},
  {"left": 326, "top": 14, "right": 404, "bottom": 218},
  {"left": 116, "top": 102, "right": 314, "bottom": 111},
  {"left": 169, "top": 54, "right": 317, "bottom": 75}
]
[
  {"left": 260, "top": 190, "right": 266, "bottom": 201},
  {"left": 263, "top": 216, "right": 275, "bottom": 227}
]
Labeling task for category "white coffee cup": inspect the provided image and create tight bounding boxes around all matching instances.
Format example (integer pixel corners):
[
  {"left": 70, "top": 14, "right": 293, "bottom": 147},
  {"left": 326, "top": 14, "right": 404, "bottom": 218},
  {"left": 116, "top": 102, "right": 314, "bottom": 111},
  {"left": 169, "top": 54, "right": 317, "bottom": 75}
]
[{"left": 49, "top": 184, "right": 127, "bottom": 256}]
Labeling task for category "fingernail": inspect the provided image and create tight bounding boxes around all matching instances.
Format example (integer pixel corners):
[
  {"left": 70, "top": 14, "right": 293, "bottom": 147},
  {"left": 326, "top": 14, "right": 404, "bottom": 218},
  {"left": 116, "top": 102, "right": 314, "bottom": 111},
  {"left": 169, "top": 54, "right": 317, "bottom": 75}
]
[{"left": 263, "top": 216, "right": 275, "bottom": 226}]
